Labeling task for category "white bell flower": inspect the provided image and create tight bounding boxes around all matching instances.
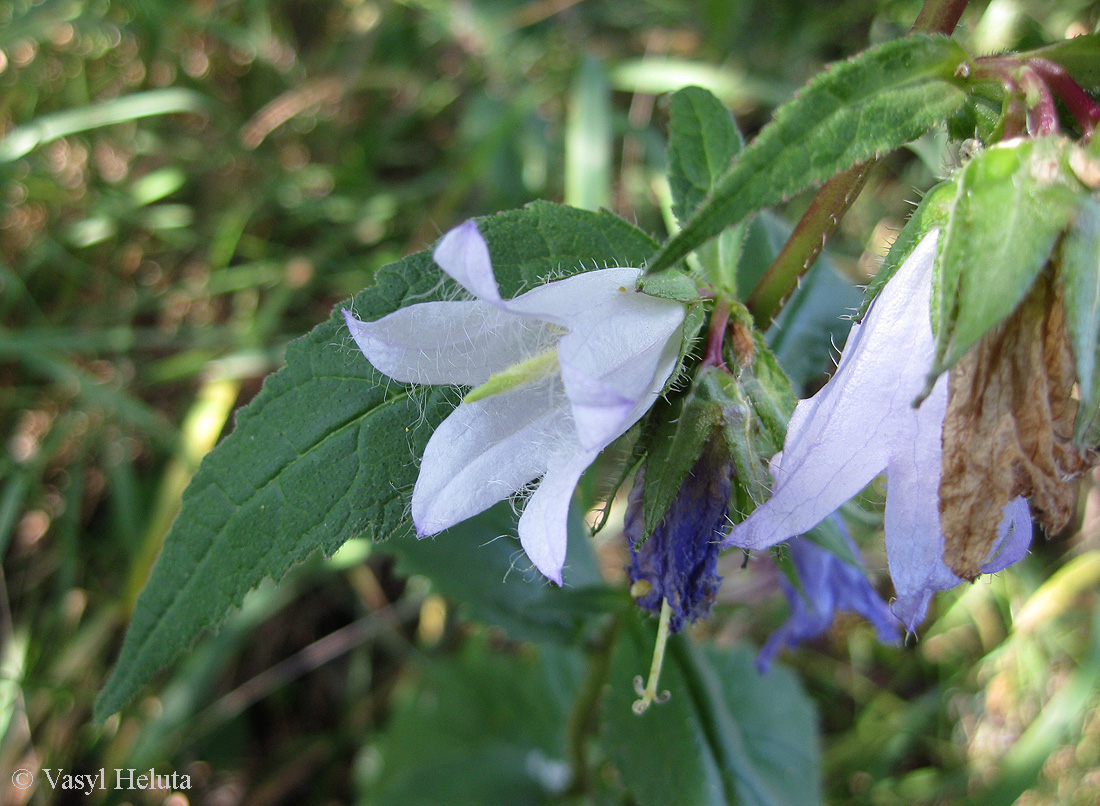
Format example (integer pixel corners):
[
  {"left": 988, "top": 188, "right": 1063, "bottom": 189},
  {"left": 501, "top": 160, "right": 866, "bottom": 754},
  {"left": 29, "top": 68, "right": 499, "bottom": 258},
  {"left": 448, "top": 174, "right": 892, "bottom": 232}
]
[{"left": 344, "top": 220, "right": 687, "bottom": 583}]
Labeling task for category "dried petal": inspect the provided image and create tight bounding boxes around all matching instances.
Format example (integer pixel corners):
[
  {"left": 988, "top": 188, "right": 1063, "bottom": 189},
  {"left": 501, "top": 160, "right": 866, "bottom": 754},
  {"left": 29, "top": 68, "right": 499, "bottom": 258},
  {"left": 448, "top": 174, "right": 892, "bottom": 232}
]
[{"left": 940, "top": 271, "right": 1097, "bottom": 579}]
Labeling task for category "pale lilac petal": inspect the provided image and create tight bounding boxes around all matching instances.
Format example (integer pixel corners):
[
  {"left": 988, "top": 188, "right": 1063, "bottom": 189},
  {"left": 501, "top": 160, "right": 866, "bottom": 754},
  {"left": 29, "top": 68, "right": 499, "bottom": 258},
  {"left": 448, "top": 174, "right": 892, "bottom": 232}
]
[
  {"left": 432, "top": 220, "right": 504, "bottom": 303},
  {"left": 555, "top": 360, "right": 634, "bottom": 449},
  {"left": 517, "top": 450, "right": 597, "bottom": 584},
  {"left": 724, "top": 230, "right": 941, "bottom": 552},
  {"left": 882, "top": 380, "right": 956, "bottom": 633},
  {"left": 343, "top": 304, "right": 551, "bottom": 386},
  {"left": 501, "top": 266, "right": 642, "bottom": 324},
  {"left": 981, "top": 497, "right": 1032, "bottom": 573},
  {"left": 884, "top": 388, "right": 1030, "bottom": 630},
  {"left": 412, "top": 379, "right": 570, "bottom": 536},
  {"left": 550, "top": 270, "right": 686, "bottom": 446}
]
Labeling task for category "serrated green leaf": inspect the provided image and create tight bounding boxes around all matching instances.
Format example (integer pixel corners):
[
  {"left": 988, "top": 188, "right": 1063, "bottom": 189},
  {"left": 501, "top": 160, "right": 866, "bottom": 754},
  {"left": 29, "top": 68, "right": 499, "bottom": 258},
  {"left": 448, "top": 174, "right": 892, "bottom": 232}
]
[
  {"left": 1062, "top": 196, "right": 1100, "bottom": 446},
  {"left": 649, "top": 35, "right": 970, "bottom": 273},
  {"left": 95, "top": 202, "right": 660, "bottom": 720},
  {"left": 931, "top": 137, "right": 1083, "bottom": 379},
  {"left": 359, "top": 637, "right": 583, "bottom": 806},
  {"left": 667, "top": 86, "right": 744, "bottom": 225},
  {"left": 605, "top": 613, "right": 821, "bottom": 806}
]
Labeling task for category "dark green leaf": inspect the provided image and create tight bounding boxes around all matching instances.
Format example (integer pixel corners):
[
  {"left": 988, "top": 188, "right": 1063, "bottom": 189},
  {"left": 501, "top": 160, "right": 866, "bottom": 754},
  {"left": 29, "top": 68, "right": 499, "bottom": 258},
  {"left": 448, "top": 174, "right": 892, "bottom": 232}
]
[
  {"left": 605, "top": 613, "right": 821, "bottom": 806},
  {"left": 359, "top": 638, "right": 583, "bottom": 806},
  {"left": 649, "top": 35, "right": 969, "bottom": 273},
  {"left": 667, "top": 86, "right": 744, "bottom": 225},
  {"left": 931, "top": 137, "right": 1082, "bottom": 380},
  {"left": 95, "top": 202, "right": 660, "bottom": 719}
]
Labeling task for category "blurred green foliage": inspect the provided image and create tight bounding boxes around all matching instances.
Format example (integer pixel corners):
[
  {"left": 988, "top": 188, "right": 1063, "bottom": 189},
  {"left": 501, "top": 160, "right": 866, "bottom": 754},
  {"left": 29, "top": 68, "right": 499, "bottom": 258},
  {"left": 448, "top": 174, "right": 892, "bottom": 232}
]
[{"left": 2, "top": 0, "right": 1100, "bottom": 804}]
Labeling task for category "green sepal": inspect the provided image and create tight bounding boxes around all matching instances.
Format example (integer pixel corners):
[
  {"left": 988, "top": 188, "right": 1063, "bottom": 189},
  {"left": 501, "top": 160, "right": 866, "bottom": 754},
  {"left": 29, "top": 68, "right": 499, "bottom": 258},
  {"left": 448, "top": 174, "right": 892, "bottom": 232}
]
[
  {"left": 945, "top": 91, "right": 1003, "bottom": 144},
  {"left": 638, "top": 268, "right": 701, "bottom": 302},
  {"left": 1061, "top": 195, "right": 1100, "bottom": 447},
  {"left": 708, "top": 337, "right": 795, "bottom": 521},
  {"left": 858, "top": 177, "right": 956, "bottom": 320},
  {"left": 638, "top": 383, "right": 725, "bottom": 543},
  {"left": 929, "top": 136, "right": 1085, "bottom": 384}
]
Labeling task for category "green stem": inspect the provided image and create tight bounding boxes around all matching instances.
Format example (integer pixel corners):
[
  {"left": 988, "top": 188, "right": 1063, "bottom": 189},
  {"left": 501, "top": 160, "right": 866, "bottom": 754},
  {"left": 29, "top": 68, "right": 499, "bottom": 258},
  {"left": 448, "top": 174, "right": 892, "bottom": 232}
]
[
  {"left": 565, "top": 614, "right": 620, "bottom": 797},
  {"left": 745, "top": 0, "right": 972, "bottom": 326}
]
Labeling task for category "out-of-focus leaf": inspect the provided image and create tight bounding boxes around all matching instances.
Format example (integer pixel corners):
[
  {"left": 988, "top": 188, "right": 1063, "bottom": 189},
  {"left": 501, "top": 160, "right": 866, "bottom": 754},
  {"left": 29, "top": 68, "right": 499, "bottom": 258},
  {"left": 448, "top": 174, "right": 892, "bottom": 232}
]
[
  {"left": 0, "top": 89, "right": 210, "bottom": 162},
  {"left": 565, "top": 57, "right": 612, "bottom": 211},
  {"left": 767, "top": 263, "right": 862, "bottom": 394},
  {"left": 95, "top": 203, "right": 659, "bottom": 719},
  {"left": 358, "top": 638, "right": 582, "bottom": 806},
  {"left": 605, "top": 613, "right": 821, "bottom": 806},
  {"left": 648, "top": 35, "right": 969, "bottom": 273},
  {"left": 384, "top": 503, "right": 606, "bottom": 644}
]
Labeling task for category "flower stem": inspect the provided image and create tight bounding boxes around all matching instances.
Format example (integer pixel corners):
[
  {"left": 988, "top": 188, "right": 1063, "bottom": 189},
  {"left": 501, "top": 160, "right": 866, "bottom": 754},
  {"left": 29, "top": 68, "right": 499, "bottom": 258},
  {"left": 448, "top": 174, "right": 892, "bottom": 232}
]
[
  {"left": 911, "top": 0, "right": 970, "bottom": 35},
  {"left": 703, "top": 297, "right": 731, "bottom": 370},
  {"left": 1028, "top": 57, "right": 1100, "bottom": 139},
  {"left": 744, "top": 0, "right": 971, "bottom": 327},
  {"left": 746, "top": 163, "right": 871, "bottom": 328},
  {"left": 565, "top": 614, "right": 619, "bottom": 796},
  {"left": 632, "top": 597, "right": 672, "bottom": 714}
]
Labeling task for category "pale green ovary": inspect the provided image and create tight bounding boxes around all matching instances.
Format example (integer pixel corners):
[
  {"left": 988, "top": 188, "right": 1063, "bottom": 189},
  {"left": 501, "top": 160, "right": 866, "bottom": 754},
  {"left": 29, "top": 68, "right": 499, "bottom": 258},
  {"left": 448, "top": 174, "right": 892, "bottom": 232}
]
[{"left": 462, "top": 347, "right": 560, "bottom": 403}]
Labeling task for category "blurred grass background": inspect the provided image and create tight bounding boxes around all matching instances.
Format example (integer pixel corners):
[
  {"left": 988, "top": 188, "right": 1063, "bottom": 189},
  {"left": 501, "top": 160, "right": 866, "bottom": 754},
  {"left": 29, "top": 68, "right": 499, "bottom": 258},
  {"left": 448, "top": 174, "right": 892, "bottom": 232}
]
[{"left": 2, "top": 0, "right": 1099, "bottom": 803}]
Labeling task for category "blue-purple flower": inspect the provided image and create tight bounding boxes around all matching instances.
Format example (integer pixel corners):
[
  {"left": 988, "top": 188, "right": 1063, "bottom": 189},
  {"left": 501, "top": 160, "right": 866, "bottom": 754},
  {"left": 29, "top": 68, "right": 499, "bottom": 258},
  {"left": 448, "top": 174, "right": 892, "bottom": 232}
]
[
  {"left": 757, "top": 521, "right": 898, "bottom": 673},
  {"left": 724, "top": 231, "right": 1032, "bottom": 631},
  {"left": 626, "top": 445, "right": 729, "bottom": 633},
  {"left": 344, "top": 221, "right": 687, "bottom": 584}
]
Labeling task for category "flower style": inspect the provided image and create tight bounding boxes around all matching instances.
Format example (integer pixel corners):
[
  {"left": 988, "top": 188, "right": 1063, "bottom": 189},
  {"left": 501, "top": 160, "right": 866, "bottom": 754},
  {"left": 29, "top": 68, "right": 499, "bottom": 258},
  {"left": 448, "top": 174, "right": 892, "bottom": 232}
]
[
  {"left": 343, "top": 221, "right": 687, "bottom": 584},
  {"left": 756, "top": 520, "right": 898, "bottom": 674},
  {"left": 724, "top": 230, "right": 1033, "bottom": 631}
]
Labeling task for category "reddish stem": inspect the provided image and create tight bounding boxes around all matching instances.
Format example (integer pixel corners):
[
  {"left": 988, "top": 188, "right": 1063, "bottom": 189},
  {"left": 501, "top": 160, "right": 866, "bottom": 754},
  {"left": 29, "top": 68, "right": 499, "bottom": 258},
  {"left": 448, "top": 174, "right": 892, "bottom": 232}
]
[
  {"left": 1028, "top": 57, "right": 1100, "bottom": 139},
  {"left": 1019, "top": 66, "right": 1059, "bottom": 136},
  {"left": 911, "top": 0, "right": 970, "bottom": 34},
  {"left": 703, "top": 297, "right": 731, "bottom": 370}
]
